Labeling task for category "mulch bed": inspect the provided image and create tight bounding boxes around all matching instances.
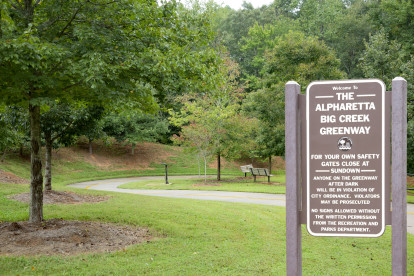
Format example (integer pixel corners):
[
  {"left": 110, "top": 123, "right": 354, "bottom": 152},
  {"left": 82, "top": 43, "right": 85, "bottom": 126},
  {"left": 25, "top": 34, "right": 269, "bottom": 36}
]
[{"left": 0, "top": 219, "right": 153, "bottom": 256}]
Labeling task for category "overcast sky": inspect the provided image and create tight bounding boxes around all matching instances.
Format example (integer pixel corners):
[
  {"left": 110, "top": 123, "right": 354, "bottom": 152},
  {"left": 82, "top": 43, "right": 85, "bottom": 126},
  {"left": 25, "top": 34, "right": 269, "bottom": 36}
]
[{"left": 216, "top": 0, "right": 274, "bottom": 9}]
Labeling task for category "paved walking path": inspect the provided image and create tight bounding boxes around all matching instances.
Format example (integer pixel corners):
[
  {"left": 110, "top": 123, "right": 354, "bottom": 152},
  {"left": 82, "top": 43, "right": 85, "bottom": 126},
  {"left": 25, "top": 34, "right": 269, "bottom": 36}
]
[{"left": 69, "top": 176, "right": 414, "bottom": 235}]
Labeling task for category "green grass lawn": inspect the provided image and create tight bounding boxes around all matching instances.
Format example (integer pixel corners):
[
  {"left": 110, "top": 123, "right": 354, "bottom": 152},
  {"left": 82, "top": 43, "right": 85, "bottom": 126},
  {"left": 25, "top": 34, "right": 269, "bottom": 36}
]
[
  {"left": 0, "top": 184, "right": 414, "bottom": 275},
  {"left": 0, "top": 147, "right": 413, "bottom": 275},
  {"left": 1, "top": 182, "right": 413, "bottom": 275},
  {"left": 119, "top": 175, "right": 286, "bottom": 194}
]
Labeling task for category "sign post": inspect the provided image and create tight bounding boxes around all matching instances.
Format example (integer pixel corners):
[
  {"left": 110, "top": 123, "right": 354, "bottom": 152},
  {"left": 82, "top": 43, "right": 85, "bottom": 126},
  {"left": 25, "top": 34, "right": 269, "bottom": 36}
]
[
  {"left": 391, "top": 77, "right": 407, "bottom": 275},
  {"left": 285, "top": 78, "right": 407, "bottom": 275},
  {"left": 285, "top": 81, "right": 302, "bottom": 275}
]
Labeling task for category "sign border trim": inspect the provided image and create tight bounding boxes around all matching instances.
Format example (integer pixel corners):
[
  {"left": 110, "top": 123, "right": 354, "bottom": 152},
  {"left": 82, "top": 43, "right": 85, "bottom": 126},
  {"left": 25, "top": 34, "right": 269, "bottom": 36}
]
[{"left": 306, "top": 79, "right": 386, "bottom": 237}]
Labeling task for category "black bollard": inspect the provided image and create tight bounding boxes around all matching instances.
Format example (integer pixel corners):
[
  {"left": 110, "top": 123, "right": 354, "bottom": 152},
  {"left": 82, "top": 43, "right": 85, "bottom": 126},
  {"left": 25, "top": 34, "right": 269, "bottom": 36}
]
[{"left": 161, "top": 163, "right": 169, "bottom": 184}]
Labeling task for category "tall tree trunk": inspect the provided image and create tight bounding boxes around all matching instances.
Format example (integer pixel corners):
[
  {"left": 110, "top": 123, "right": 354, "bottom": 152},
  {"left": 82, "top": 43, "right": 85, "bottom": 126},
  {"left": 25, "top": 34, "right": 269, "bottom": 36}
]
[
  {"left": 89, "top": 138, "right": 93, "bottom": 155},
  {"left": 268, "top": 156, "right": 272, "bottom": 174},
  {"left": 217, "top": 152, "right": 221, "bottom": 181},
  {"left": 44, "top": 132, "right": 52, "bottom": 191},
  {"left": 29, "top": 104, "right": 43, "bottom": 222}
]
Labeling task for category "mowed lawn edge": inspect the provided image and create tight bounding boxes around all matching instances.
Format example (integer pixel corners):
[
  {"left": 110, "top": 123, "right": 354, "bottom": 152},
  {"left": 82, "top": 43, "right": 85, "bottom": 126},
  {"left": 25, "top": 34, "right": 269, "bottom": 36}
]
[{"left": 117, "top": 175, "right": 287, "bottom": 194}]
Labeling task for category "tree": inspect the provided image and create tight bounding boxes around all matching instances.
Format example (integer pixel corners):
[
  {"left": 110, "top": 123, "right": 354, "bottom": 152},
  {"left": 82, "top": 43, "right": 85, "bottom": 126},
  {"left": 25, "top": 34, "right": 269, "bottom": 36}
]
[
  {"left": 76, "top": 105, "right": 106, "bottom": 155},
  {"left": 41, "top": 103, "right": 75, "bottom": 191},
  {"left": 243, "top": 31, "right": 345, "bottom": 162},
  {"left": 172, "top": 122, "right": 213, "bottom": 183},
  {"left": 327, "top": 0, "right": 374, "bottom": 77},
  {"left": 212, "top": 2, "right": 279, "bottom": 78},
  {"left": 359, "top": 29, "right": 411, "bottom": 90},
  {"left": 0, "top": 0, "right": 159, "bottom": 221},
  {"left": 239, "top": 19, "right": 298, "bottom": 90},
  {"left": 0, "top": 105, "right": 30, "bottom": 159},
  {"left": 103, "top": 112, "right": 169, "bottom": 155},
  {"left": 0, "top": 107, "right": 21, "bottom": 161},
  {"left": 358, "top": 29, "right": 414, "bottom": 170},
  {"left": 41, "top": 103, "right": 105, "bottom": 191},
  {"left": 137, "top": 1, "right": 225, "bottom": 110},
  {"left": 216, "top": 0, "right": 376, "bottom": 78},
  {"left": 0, "top": 0, "right": 221, "bottom": 222},
  {"left": 358, "top": 28, "right": 414, "bottom": 117},
  {"left": 367, "top": 0, "right": 414, "bottom": 54},
  {"left": 297, "top": 0, "right": 346, "bottom": 41},
  {"left": 260, "top": 31, "right": 346, "bottom": 89},
  {"left": 170, "top": 94, "right": 249, "bottom": 180},
  {"left": 169, "top": 52, "right": 247, "bottom": 180},
  {"left": 243, "top": 85, "right": 286, "bottom": 170}
]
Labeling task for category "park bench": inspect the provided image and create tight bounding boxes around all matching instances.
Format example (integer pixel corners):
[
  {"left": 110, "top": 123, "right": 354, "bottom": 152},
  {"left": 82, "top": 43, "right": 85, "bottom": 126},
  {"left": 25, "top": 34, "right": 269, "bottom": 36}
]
[
  {"left": 250, "top": 168, "right": 274, "bottom": 182},
  {"left": 240, "top": 164, "right": 253, "bottom": 177}
]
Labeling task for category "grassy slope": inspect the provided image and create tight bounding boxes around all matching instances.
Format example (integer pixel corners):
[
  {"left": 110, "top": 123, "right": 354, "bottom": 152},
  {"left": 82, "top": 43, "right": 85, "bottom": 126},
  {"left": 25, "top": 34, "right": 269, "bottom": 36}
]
[{"left": 0, "top": 142, "right": 258, "bottom": 185}]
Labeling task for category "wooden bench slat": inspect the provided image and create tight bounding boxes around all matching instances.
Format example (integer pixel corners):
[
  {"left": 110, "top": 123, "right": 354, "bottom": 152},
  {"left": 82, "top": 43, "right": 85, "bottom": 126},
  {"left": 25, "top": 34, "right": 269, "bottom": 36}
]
[
  {"left": 240, "top": 164, "right": 253, "bottom": 173},
  {"left": 240, "top": 165, "right": 253, "bottom": 177},
  {"left": 249, "top": 168, "right": 273, "bottom": 182}
]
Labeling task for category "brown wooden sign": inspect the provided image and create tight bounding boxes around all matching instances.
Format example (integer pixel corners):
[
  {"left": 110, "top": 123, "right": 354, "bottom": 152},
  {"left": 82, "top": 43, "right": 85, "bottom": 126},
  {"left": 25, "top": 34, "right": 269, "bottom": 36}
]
[{"left": 306, "top": 79, "right": 387, "bottom": 237}]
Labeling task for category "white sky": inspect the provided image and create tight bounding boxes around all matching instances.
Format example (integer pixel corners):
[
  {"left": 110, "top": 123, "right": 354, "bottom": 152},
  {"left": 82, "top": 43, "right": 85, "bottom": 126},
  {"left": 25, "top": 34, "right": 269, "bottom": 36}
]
[{"left": 216, "top": 0, "right": 274, "bottom": 10}]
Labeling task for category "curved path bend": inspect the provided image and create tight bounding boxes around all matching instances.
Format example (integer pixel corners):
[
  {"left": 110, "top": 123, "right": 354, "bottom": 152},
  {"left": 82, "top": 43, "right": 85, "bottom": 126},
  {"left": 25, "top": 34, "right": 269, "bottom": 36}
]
[{"left": 69, "top": 175, "right": 414, "bottom": 235}]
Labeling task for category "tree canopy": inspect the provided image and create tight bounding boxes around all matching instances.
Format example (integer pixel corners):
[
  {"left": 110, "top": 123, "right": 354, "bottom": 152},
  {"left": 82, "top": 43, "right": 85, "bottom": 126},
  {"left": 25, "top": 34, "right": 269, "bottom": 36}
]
[
  {"left": 2, "top": 0, "right": 414, "bottom": 217},
  {"left": 243, "top": 31, "right": 345, "bottom": 160},
  {"left": 0, "top": 0, "right": 226, "bottom": 221}
]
